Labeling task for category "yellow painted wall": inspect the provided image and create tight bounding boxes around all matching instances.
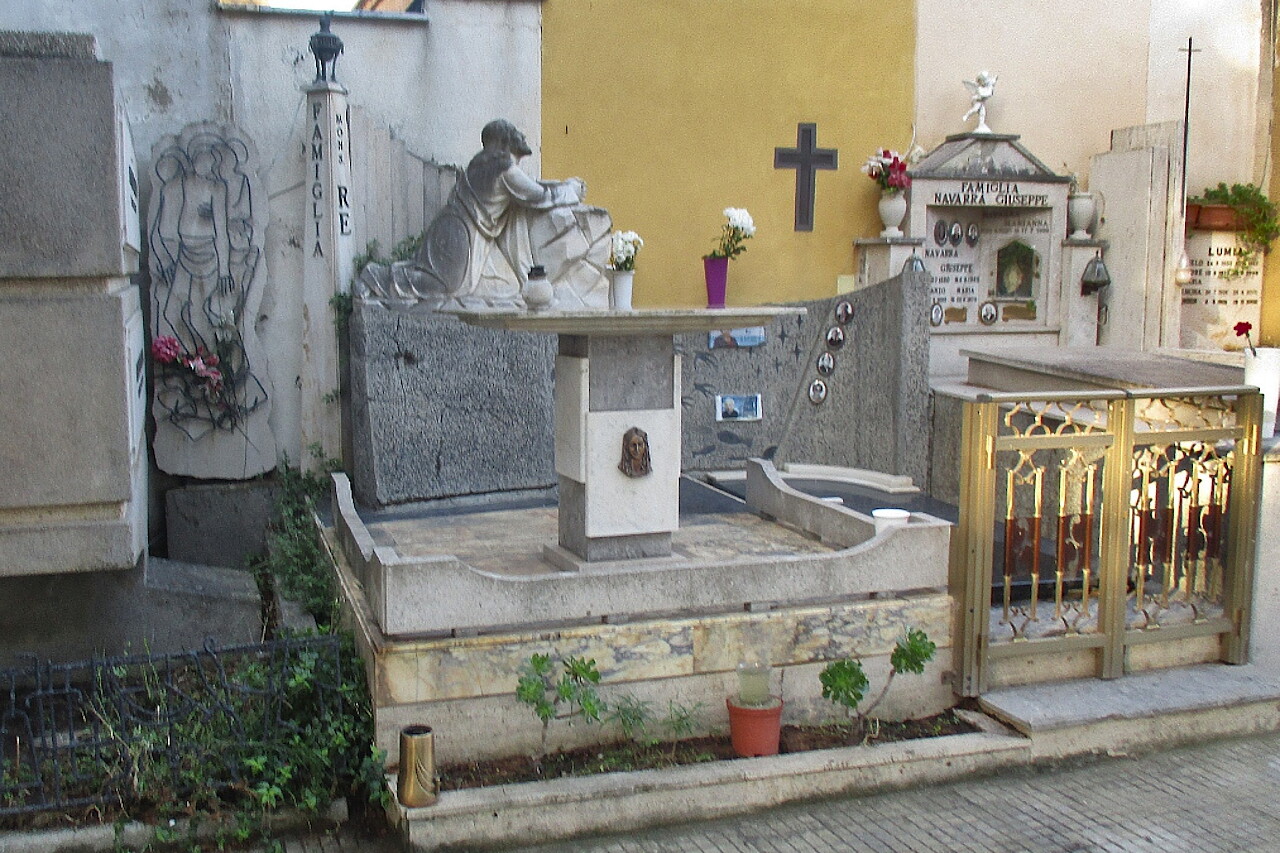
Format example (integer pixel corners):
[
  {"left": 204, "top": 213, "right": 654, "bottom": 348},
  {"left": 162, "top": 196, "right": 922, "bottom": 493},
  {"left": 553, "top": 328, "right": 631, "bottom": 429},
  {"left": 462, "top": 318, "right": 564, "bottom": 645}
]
[
  {"left": 1266, "top": 31, "right": 1280, "bottom": 347},
  {"left": 542, "top": 0, "right": 915, "bottom": 308}
]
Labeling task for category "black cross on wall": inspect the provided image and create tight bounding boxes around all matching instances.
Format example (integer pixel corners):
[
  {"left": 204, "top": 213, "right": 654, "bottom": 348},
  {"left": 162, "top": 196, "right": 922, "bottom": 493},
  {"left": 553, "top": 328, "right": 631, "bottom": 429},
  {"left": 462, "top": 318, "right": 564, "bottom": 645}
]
[{"left": 774, "top": 123, "right": 838, "bottom": 232}]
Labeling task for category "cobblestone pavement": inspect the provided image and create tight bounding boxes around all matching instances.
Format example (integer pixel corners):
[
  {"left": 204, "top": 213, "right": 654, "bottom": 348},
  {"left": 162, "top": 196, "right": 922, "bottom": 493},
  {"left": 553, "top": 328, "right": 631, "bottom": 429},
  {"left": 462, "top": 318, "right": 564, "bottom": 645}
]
[{"left": 507, "top": 732, "right": 1280, "bottom": 853}]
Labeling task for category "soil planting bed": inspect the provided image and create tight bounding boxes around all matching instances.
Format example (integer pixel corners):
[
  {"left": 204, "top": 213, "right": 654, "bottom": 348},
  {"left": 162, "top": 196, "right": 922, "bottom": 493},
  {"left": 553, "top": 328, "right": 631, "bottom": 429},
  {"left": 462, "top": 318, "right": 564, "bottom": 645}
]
[{"left": 438, "top": 708, "right": 977, "bottom": 791}]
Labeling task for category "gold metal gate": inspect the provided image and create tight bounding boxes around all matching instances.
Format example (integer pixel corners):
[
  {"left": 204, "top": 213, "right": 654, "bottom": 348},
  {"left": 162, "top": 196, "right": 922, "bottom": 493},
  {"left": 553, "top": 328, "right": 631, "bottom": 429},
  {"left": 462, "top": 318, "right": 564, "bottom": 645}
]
[{"left": 951, "top": 387, "right": 1262, "bottom": 696}]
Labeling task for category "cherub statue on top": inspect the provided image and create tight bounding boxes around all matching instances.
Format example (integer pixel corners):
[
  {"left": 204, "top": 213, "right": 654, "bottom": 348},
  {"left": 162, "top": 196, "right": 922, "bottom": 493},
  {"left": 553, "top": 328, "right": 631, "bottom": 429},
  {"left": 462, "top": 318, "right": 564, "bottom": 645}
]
[{"left": 962, "top": 71, "right": 998, "bottom": 134}]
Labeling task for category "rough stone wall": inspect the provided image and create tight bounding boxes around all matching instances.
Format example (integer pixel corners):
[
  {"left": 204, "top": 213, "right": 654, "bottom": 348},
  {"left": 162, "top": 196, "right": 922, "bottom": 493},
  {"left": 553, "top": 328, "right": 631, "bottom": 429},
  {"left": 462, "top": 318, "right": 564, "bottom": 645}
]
[
  {"left": 349, "top": 302, "right": 556, "bottom": 506},
  {"left": 348, "top": 269, "right": 931, "bottom": 507}
]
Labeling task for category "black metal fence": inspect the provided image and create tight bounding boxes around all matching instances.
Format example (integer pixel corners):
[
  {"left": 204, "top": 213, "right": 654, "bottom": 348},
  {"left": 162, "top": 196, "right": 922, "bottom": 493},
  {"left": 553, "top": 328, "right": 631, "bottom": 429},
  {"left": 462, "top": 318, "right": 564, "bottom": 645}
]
[{"left": 1, "top": 635, "right": 346, "bottom": 818}]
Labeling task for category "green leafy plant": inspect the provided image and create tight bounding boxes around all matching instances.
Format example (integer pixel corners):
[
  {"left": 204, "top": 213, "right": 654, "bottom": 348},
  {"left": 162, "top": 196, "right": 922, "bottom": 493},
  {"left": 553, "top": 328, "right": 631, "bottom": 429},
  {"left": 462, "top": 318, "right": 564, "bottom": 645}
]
[
  {"left": 390, "top": 232, "right": 425, "bottom": 262},
  {"left": 819, "top": 629, "right": 937, "bottom": 737},
  {"left": 85, "top": 636, "right": 386, "bottom": 850},
  {"left": 353, "top": 240, "right": 382, "bottom": 276},
  {"left": 516, "top": 653, "right": 607, "bottom": 759},
  {"left": 329, "top": 290, "right": 354, "bottom": 335},
  {"left": 255, "top": 463, "right": 336, "bottom": 628},
  {"left": 659, "top": 700, "right": 704, "bottom": 757},
  {"left": 606, "top": 693, "right": 654, "bottom": 744},
  {"left": 1192, "top": 182, "right": 1280, "bottom": 278}
]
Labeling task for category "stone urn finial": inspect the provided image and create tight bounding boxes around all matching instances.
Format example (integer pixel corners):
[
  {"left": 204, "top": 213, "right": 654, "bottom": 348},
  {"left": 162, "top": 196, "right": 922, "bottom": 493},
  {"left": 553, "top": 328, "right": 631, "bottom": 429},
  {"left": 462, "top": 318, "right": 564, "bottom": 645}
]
[{"left": 309, "top": 13, "right": 344, "bottom": 83}]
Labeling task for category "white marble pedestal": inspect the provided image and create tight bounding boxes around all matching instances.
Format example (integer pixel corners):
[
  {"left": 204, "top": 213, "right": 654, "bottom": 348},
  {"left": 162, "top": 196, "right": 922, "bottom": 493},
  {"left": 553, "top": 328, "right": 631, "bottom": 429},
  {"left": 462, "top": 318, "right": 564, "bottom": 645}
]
[{"left": 454, "top": 308, "right": 802, "bottom": 563}]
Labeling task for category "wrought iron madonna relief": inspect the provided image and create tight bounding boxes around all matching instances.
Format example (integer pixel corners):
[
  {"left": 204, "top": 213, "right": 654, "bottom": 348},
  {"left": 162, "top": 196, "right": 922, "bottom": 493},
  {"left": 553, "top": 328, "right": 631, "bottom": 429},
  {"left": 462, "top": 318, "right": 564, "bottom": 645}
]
[{"left": 149, "top": 126, "right": 269, "bottom": 437}]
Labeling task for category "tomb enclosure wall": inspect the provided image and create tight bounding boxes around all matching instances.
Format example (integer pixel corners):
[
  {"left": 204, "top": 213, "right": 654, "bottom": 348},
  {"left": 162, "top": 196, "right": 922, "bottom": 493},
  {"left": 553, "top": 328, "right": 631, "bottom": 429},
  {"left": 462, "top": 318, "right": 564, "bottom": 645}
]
[
  {"left": 348, "top": 276, "right": 931, "bottom": 507},
  {"left": 0, "top": 34, "right": 147, "bottom": 577},
  {"left": 363, "top": 593, "right": 956, "bottom": 765},
  {"left": 0, "top": 0, "right": 542, "bottom": 470}
]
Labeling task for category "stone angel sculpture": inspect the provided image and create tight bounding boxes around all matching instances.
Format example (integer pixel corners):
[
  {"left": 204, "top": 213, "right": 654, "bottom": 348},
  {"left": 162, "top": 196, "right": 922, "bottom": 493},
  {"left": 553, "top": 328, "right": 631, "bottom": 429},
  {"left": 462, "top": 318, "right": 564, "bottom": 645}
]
[{"left": 962, "top": 71, "right": 998, "bottom": 133}]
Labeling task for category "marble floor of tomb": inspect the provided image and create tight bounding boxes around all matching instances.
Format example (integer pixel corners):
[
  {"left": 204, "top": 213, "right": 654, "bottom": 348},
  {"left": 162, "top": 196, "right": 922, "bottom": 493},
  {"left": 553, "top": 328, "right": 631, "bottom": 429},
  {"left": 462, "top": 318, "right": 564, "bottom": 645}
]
[{"left": 362, "top": 504, "right": 836, "bottom": 578}]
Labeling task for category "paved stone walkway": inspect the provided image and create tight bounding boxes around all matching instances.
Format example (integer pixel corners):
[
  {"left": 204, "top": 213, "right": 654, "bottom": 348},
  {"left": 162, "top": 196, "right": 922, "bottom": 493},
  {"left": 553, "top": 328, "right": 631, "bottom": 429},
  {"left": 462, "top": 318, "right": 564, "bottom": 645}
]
[{"left": 505, "top": 731, "right": 1280, "bottom": 853}]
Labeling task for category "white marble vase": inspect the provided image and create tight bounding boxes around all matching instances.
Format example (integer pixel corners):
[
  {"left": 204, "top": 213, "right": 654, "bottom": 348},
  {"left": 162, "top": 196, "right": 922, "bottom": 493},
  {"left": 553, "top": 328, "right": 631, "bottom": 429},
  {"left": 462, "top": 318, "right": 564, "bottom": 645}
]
[
  {"left": 608, "top": 269, "right": 634, "bottom": 310},
  {"left": 878, "top": 190, "right": 907, "bottom": 238},
  {"left": 1068, "top": 192, "right": 1097, "bottom": 239},
  {"left": 1245, "top": 347, "right": 1280, "bottom": 438}
]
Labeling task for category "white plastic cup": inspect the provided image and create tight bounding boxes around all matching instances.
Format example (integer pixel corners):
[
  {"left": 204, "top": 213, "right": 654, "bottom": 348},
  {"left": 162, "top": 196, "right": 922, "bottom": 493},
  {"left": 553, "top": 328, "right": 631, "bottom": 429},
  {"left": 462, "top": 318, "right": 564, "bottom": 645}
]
[{"left": 871, "top": 508, "right": 911, "bottom": 535}]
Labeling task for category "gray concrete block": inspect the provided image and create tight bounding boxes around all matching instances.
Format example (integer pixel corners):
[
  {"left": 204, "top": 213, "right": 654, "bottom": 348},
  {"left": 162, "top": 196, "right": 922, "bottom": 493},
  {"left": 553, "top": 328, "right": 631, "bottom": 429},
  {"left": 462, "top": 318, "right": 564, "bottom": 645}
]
[
  {"left": 166, "top": 481, "right": 278, "bottom": 569},
  {"left": 0, "top": 557, "right": 263, "bottom": 667},
  {"left": 587, "top": 335, "right": 674, "bottom": 411},
  {"left": 0, "top": 52, "right": 136, "bottom": 278},
  {"left": 0, "top": 283, "right": 141, "bottom": 509}
]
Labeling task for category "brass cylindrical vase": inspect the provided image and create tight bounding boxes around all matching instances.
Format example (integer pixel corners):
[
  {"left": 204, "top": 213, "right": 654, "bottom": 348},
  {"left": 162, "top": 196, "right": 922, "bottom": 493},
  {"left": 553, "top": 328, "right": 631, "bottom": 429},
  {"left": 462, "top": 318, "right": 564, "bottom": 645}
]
[{"left": 397, "top": 724, "right": 437, "bottom": 807}]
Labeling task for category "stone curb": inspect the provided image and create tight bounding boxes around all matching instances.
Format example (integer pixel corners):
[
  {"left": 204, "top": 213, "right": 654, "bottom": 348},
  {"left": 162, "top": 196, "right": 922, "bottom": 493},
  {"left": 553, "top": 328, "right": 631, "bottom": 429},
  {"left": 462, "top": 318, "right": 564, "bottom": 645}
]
[
  {"left": 0, "top": 799, "right": 347, "bottom": 853},
  {"left": 392, "top": 731, "right": 1030, "bottom": 851}
]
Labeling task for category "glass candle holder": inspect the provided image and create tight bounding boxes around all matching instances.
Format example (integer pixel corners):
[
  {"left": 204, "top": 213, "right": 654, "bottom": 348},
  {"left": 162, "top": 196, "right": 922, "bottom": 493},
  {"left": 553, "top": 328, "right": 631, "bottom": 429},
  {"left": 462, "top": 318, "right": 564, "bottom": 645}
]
[{"left": 736, "top": 661, "right": 771, "bottom": 707}]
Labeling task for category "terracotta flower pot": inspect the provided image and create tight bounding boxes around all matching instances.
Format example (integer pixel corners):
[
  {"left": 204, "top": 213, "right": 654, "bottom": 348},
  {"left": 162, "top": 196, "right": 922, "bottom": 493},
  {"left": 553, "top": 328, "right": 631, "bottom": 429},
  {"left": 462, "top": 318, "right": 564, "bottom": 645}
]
[
  {"left": 726, "top": 696, "right": 783, "bottom": 757},
  {"left": 1191, "top": 203, "right": 1245, "bottom": 232}
]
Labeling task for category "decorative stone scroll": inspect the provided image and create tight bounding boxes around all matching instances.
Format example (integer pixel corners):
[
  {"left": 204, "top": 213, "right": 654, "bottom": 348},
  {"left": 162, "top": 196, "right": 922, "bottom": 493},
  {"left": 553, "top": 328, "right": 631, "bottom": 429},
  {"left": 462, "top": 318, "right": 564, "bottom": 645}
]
[{"left": 148, "top": 122, "right": 275, "bottom": 479}]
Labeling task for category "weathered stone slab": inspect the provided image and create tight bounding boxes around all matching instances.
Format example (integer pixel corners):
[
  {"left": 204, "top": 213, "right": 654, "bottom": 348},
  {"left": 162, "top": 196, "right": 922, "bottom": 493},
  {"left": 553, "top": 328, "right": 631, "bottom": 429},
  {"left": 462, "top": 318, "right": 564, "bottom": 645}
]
[
  {"left": 0, "top": 36, "right": 139, "bottom": 279},
  {"left": 166, "top": 482, "right": 277, "bottom": 569}
]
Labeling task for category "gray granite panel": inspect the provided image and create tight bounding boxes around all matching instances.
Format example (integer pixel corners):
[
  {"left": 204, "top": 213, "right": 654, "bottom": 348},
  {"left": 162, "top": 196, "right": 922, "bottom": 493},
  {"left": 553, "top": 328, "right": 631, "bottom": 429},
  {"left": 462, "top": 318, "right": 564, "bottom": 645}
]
[
  {"left": 679, "top": 269, "right": 929, "bottom": 485},
  {"left": 588, "top": 335, "right": 673, "bottom": 412},
  {"left": 350, "top": 301, "right": 556, "bottom": 506},
  {"left": 349, "top": 271, "right": 929, "bottom": 507}
]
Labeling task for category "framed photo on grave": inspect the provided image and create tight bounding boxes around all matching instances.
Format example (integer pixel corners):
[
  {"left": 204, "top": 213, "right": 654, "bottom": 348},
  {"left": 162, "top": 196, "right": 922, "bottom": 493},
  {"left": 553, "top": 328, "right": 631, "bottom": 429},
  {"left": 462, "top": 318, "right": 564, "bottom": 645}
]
[{"left": 716, "top": 394, "right": 762, "bottom": 422}]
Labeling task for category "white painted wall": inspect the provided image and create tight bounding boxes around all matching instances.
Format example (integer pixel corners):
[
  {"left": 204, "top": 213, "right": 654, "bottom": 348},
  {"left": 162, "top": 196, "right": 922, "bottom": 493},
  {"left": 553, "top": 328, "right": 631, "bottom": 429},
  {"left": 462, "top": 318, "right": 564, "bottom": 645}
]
[
  {"left": 0, "top": 0, "right": 542, "bottom": 467},
  {"left": 915, "top": 0, "right": 1265, "bottom": 193}
]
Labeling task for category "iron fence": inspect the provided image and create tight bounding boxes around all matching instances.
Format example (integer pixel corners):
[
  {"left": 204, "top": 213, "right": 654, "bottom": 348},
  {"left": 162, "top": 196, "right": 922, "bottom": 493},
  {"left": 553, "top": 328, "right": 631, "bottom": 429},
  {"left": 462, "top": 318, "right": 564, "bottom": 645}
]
[{"left": 0, "top": 635, "right": 346, "bottom": 818}]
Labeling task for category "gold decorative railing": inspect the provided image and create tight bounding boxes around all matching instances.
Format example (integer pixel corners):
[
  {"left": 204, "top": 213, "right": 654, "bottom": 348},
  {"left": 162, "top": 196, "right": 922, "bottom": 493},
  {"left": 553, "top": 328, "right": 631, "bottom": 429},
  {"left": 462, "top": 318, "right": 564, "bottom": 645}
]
[{"left": 950, "top": 386, "right": 1262, "bottom": 696}]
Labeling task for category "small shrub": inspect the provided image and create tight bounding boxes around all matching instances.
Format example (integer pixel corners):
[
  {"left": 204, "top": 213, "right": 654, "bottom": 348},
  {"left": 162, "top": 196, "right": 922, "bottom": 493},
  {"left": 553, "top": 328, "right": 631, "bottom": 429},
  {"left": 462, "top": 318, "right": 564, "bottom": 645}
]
[
  {"left": 516, "top": 654, "right": 606, "bottom": 759},
  {"left": 819, "top": 629, "right": 937, "bottom": 736},
  {"left": 606, "top": 694, "right": 654, "bottom": 744}
]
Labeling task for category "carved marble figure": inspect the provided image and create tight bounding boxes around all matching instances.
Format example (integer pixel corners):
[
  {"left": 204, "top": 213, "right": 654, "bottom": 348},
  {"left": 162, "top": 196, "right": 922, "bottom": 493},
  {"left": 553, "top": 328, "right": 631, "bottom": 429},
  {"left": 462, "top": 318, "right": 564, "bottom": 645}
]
[
  {"left": 962, "top": 71, "right": 997, "bottom": 133},
  {"left": 359, "top": 119, "right": 612, "bottom": 310}
]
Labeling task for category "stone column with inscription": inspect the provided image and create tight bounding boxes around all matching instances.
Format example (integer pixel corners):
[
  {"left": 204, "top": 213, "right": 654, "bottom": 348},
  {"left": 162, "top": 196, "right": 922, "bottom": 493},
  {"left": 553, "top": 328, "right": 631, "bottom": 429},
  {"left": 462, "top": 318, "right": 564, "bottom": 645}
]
[{"left": 300, "top": 24, "right": 355, "bottom": 473}]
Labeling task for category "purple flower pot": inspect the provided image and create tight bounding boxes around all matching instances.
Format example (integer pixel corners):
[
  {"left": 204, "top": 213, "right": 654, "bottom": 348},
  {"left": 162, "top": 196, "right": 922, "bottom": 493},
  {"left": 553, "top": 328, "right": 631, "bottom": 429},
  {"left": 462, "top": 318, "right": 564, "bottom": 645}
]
[{"left": 704, "top": 256, "right": 729, "bottom": 308}]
